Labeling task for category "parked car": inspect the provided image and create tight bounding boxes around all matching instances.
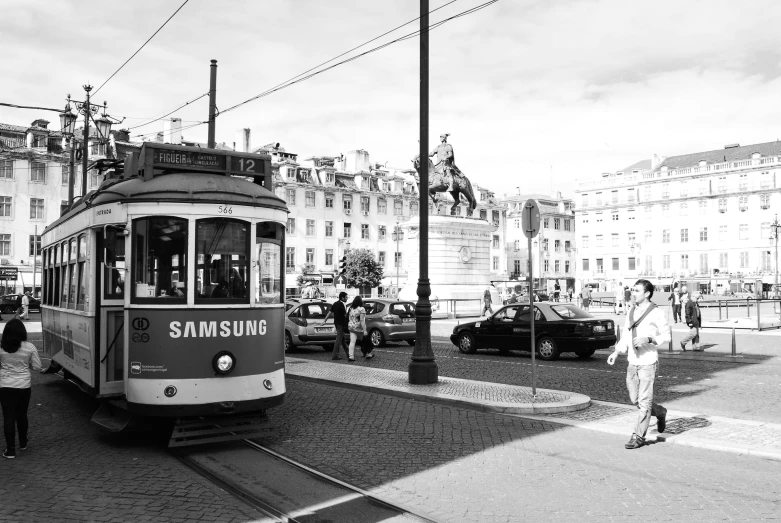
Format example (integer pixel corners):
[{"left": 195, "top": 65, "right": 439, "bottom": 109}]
[
  {"left": 450, "top": 302, "right": 616, "bottom": 361},
  {"left": 362, "top": 299, "right": 417, "bottom": 348},
  {"left": 284, "top": 299, "right": 336, "bottom": 352},
  {"left": 1, "top": 294, "right": 41, "bottom": 315}
]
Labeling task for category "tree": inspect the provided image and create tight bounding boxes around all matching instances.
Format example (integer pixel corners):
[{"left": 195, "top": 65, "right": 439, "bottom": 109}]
[
  {"left": 296, "top": 263, "right": 318, "bottom": 287},
  {"left": 345, "top": 248, "right": 384, "bottom": 289}
]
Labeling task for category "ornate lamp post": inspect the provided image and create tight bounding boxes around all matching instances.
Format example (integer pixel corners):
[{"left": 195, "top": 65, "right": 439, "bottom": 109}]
[
  {"left": 391, "top": 222, "right": 404, "bottom": 296},
  {"left": 770, "top": 215, "right": 781, "bottom": 298},
  {"left": 59, "top": 85, "right": 120, "bottom": 205}
]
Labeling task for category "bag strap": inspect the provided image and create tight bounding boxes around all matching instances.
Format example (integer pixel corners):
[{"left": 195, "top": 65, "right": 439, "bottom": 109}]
[{"left": 628, "top": 302, "right": 657, "bottom": 339}]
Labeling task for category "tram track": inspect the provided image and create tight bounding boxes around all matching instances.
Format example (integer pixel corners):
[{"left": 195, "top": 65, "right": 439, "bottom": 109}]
[{"left": 173, "top": 439, "right": 445, "bottom": 523}]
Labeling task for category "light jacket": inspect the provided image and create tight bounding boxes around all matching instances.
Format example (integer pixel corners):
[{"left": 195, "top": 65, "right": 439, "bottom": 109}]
[
  {"left": 0, "top": 341, "right": 42, "bottom": 388},
  {"left": 616, "top": 303, "right": 671, "bottom": 365}
]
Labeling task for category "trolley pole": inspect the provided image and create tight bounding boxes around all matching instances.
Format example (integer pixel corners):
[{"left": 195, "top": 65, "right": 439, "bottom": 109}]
[
  {"left": 208, "top": 59, "right": 218, "bottom": 149},
  {"left": 409, "top": 0, "right": 437, "bottom": 385},
  {"left": 81, "top": 85, "right": 91, "bottom": 197}
]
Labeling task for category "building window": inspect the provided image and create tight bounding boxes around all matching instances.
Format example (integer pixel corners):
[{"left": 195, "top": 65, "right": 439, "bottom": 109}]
[
  {"left": 699, "top": 227, "right": 707, "bottom": 242},
  {"left": 645, "top": 230, "right": 652, "bottom": 243},
  {"left": 739, "top": 174, "right": 748, "bottom": 191},
  {"left": 306, "top": 248, "right": 315, "bottom": 264},
  {"left": 718, "top": 198, "right": 727, "bottom": 213},
  {"left": 514, "top": 239, "right": 520, "bottom": 250},
  {"left": 544, "top": 259, "right": 550, "bottom": 272},
  {"left": 286, "top": 167, "right": 296, "bottom": 179},
  {"left": 286, "top": 188, "right": 296, "bottom": 205},
  {"left": 699, "top": 253, "right": 708, "bottom": 273},
  {"left": 582, "top": 236, "right": 589, "bottom": 248},
  {"left": 325, "top": 193, "right": 334, "bottom": 208},
  {"left": 343, "top": 195, "right": 352, "bottom": 211},
  {"left": 681, "top": 254, "right": 689, "bottom": 269},
  {"left": 0, "top": 196, "right": 11, "bottom": 217},
  {"left": 378, "top": 199, "right": 387, "bottom": 214},
  {"left": 663, "top": 255, "right": 670, "bottom": 269},
  {"left": 611, "top": 234, "right": 619, "bottom": 247},
  {"left": 286, "top": 218, "right": 296, "bottom": 234},
  {"left": 645, "top": 205, "right": 653, "bottom": 214},
  {"left": 361, "top": 224, "right": 370, "bottom": 239},
  {"left": 739, "top": 196, "right": 748, "bottom": 212},
  {"left": 679, "top": 182, "right": 688, "bottom": 198},
  {"left": 628, "top": 232, "right": 636, "bottom": 244},
  {"left": 645, "top": 255, "right": 652, "bottom": 271},
  {"left": 61, "top": 164, "right": 70, "bottom": 186},
  {"left": 595, "top": 192, "right": 602, "bottom": 206},
  {"left": 494, "top": 256, "right": 500, "bottom": 270},
  {"left": 565, "top": 260, "right": 570, "bottom": 273},
  {"left": 285, "top": 247, "right": 295, "bottom": 272},
  {"left": 543, "top": 218, "right": 549, "bottom": 228},
  {"left": 628, "top": 257, "right": 636, "bottom": 270},
  {"left": 0, "top": 234, "right": 10, "bottom": 256},
  {"left": 543, "top": 238, "right": 549, "bottom": 252},
  {"left": 680, "top": 202, "right": 687, "bottom": 216},
  {"left": 662, "top": 183, "right": 669, "bottom": 198},
  {"left": 612, "top": 212, "right": 619, "bottom": 221},
  {"left": 0, "top": 159, "right": 12, "bottom": 179},
  {"left": 306, "top": 219, "right": 315, "bottom": 236},
  {"left": 326, "top": 172, "right": 334, "bottom": 184},
  {"left": 554, "top": 260, "right": 560, "bottom": 272},
  {"left": 719, "top": 225, "right": 727, "bottom": 241},
  {"left": 305, "top": 191, "right": 315, "bottom": 207},
  {"left": 662, "top": 230, "right": 670, "bottom": 243},
  {"left": 378, "top": 251, "right": 385, "bottom": 266},
  {"left": 718, "top": 176, "right": 727, "bottom": 193},
  {"left": 596, "top": 234, "right": 603, "bottom": 248},
  {"left": 31, "top": 162, "right": 45, "bottom": 182},
  {"left": 410, "top": 202, "right": 418, "bottom": 216},
  {"left": 611, "top": 190, "right": 618, "bottom": 204},
  {"left": 493, "top": 235, "right": 499, "bottom": 249},
  {"left": 565, "top": 240, "right": 571, "bottom": 251},
  {"left": 699, "top": 199, "right": 707, "bottom": 212},
  {"left": 596, "top": 212, "right": 603, "bottom": 223},
  {"left": 325, "top": 249, "right": 333, "bottom": 266},
  {"left": 564, "top": 219, "right": 571, "bottom": 231},
  {"left": 627, "top": 189, "right": 635, "bottom": 203},
  {"left": 325, "top": 221, "right": 333, "bottom": 237},
  {"left": 394, "top": 200, "right": 403, "bottom": 216},
  {"left": 90, "top": 168, "right": 103, "bottom": 188},
  {"left": 662, "top": 204, "right": 670, "bottom": 216},
  {"left": 29, "top": 235, "right": 41, "bottom": 256},
  {"left": 492, "top": 210, "right": 499, "bottom": 225},
  {"left": 628, "top": 210, "right": 635, "bottom": 220},
  {"left": 762, "top": 251, "right": 772, "bottom": 271},
  {"left": 761, "top": 172, "right": 771, "bottom": 189},
  {"left": 554, "top": 240, "right": 561, "bottom": 252},
  {"left": 379, "top": 225, "right": 387, "bottom": 241},
  {"left": 680, "top": 228, "right": 688, "bottom": 243},
  {"left": 761, "top": 194, "right": 771, "bottom": 209},
  {"left": 719, "top": 252, "right": 728, "bottom": 268},
  {"left": 582, "top": 259, "right": 589, "bottom": 271},
  {"left": 30, "top": 198, "right": 44, "bottom": 220},
  {"left": 61, "top": 200, "right": 69, "bottom": 215},
  {"left": 343, "top": 223, "right": 352, "bottom": 238},
  {"left": 394, "top": 252, "right": 402, "bottom": 268},
  {"left": 361, "top": 196, "right": 370, "bottom": 213},
  {"left": 739, "top": 224, "right": 748, "bottom": 240},
  {"left": 582, "top": 194, "right": 589, "bottom": 207},
  {"left": 761, "top": 222, "right": 771, "bottom": 239},
  {"left": 643, "top": 186, "right": 651, "bottom": 201},
  {"left": 740, "top": 251, "right": 749, "bottom": 268},
  {"left": 596, "top": 258, "right": 603, "bottom": 273},
  {"left": 612, "top": 258, "right": 619, "bottom": 270},
  {"left": 554, "top": 218, "right": 560, "bottom": 230},
  {"left": 479, "top": 209, "right": 487, "bottom": 220}
]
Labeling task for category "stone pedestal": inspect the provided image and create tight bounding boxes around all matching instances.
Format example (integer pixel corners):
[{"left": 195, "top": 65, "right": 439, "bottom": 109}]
[{"left": 398, "top": 215, "right": 499, "bottom": 316}]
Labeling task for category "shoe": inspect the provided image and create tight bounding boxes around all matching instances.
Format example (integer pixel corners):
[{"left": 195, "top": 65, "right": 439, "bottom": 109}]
[
  {"left": 693, "top": 347, "right": 704, "bottom": 352},
  {"left": 348, "top": 358, "right": 355, "bottom": 362},
  {"left": 657, "top": 414, "right": 666, "bottom": 434},
  {"left": 366, "top": 353, "right": 374, "bottom": 359},
  {"left": 624, "top": 434, "right": 645, "bottom": 450},
  {"left": 19, "top": 440, "right": 27, "bottom": 450},
  {"left": 2, "top": 449, "right": 14, "bottom": 459},
  {"left": 680, "top": 342, "right": 687, "bottom": 351},
  {"left": 331, "top": 356, "right": 343, "bottom": 360}
]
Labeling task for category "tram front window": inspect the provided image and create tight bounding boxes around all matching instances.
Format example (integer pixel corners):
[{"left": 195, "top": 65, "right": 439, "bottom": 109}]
[
  {"left": 132, "top": 217, "right": 187, "bottom": 302},
  {"left": 256, "top": 221, "right": 284, "bottom": 304},
  {"left": 196, "top": 218, "right": 249, "bottom": 303}
]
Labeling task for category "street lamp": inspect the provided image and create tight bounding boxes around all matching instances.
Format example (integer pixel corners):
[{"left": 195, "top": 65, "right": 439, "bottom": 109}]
[
  {"left": 770, "top": 214, "right": 781, "bottom": 298},
  {"left": 391, "top": 222, "right": 404, "bottom": 295}
]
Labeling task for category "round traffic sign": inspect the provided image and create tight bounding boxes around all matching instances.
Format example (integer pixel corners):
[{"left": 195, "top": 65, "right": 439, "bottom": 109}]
[{"left": 521, "top": 199, "right": 541, "bottom": 239}]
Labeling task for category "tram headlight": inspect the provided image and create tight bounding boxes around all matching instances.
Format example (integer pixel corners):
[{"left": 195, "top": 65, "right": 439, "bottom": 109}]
[{"left": 212, "top": 351, "right": 236, "bottom": 375}]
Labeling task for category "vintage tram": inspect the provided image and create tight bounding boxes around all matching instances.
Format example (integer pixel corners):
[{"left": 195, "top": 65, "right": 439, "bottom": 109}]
[{"left": 39, "top": 142, "right": 287, "bottom": 443}]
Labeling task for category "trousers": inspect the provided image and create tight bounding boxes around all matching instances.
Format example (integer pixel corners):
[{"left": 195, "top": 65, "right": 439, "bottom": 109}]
[
  {"left": 626, "top": 363, "right": 666, "bottom": 438},
  {"left": 672, "top": 304, "right": 682, "bottom": 322},
  {"left": 681, "top": 326, "right": 700, "bottom": 346},
  {"left": 0, "top": 387, "right": 32, "bottom": 450},
  {"left": 332, "top": 325, "right": 349, "bottom": 357}
]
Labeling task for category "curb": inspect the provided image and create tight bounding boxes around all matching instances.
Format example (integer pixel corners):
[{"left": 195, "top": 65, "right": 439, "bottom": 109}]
[{"left": 285, "top": 359, "right": 591, "bottom": 415}]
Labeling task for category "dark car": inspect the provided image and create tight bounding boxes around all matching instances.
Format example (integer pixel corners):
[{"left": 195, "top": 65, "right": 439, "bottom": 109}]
[
  {"left": 450, "top": 302, "right": 615, "bottom": 361},
  {"left": 362, "top": 299, "right": 416, "bottom": 348},
  {"left": 1, "top": 294, "right": 41, "bottom": 315}
]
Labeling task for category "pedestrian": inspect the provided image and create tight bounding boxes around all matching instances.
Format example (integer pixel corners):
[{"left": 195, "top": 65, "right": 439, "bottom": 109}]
[
  {"left": 668, "top": 285, "right": 682, "bottom": 323},
  {"left": 681, "top": 291, "right": 703, "bottom": 351},
  {"left": 346, "top": 296, "right": 367, "bottom": 362},
  {"left": 554, "top": 281, "right": 561, "bottom": 302},
  {"left": 482, "top": 287, "right": 493, "bottom": 316},
  {"left": 581, "top": 284, "right": 591, "bottom": 311},
  {"left": 0, "top": 318, "right": 42, "bottom": 459},
  {"left": 320, "top": 292, "right": 349, "bottom": 360},
  {"left": 607, "top": 279, "right": 669, "bottom": 449},
  {"left": 568, "top": 288, "right": 574, "bottom": 303},
  {"left": 19, "top": 292, "right": 31, "bottom": 321},
  {"left": 624, "top": 286, "right": 632, "bottom": 310},
  {"left": 614, "top": 283, "right": 624, "bottom": 314}
]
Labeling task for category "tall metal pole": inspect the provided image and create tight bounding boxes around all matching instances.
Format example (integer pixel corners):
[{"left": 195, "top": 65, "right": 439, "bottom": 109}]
[
  {"left": 409, "top": 0, "right": 437, "bottom": 384},
  {"left": 775, "top": 214, "right": 779, "bottom": 299},
  {"left": 67, "top": 137, "right": 76, "bottom": 205},
  {"left": 81, "top": 85, "right": 91, "bottom": 197},
  {"left": 528, "top": 234, "right": 536, "bottom": 395},
  {"left": 32, "top": 224, "right": 37, "bottom": 296},
  {"left": 396, "top": 222, "right": 400, "bottom": 293},
  {"left": 208, "top": 59, "right": 218, "bottom": 148}
]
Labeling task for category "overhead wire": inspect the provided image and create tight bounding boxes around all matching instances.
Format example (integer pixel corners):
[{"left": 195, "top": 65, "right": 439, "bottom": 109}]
[
  {"left": 93, "top": 0, "right": 190, "bottom": 96},
  {"left": 218, "top": 0, "right": 498, "bottom": 116},
  {"left": 125, "top": 92, "right": 209, "bottom": 130}
]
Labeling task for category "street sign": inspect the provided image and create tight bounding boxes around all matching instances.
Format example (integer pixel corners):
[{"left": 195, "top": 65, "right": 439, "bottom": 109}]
[
  {"left": 521, "top": 199, "right": 541, "bottom": 239},
  {"left": 0, "top": 267, "right": 18, "bottom": 279},
  {"left": 334, "top": 274, "right": 347, "bottom": 286}
]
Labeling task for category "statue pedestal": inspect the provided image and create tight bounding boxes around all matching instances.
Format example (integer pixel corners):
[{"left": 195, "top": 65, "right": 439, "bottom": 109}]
[{"left": 398, "top": 215, "right": 499, "bottom": 317}]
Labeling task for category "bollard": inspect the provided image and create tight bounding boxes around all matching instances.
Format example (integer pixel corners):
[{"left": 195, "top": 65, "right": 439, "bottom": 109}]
[
  {"left": 747, "top": 298, "right": 751, "bottom": 318},
  {"left": 668, "top": 326, "right": 673, "bottom": 353},
  {"left": 719, "top": 301, "right": 722, "bottom": 320},
  {"left": 758, "top": 299, "right": 761, "bottom": 331},
  {"left": 731, "top": 327, "right": 737, "bottom": 356}
]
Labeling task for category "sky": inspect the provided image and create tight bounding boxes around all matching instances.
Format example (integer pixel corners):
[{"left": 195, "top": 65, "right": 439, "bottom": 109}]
[{"left": 3, "top": 0, "right": 781, "bottom": 200}]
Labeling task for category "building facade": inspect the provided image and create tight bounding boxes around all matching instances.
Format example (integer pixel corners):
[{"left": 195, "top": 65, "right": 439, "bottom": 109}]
[
  {"left": 500, "top": 192, "right": 576, "bottom": 294},
  {"left": 576, "top": 142, "right": 781, "bottom": 294}
]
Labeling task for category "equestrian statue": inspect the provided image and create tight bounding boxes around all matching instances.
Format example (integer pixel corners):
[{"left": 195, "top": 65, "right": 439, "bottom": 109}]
[{"left": 413, "top": 133, "right": 477, "bottom": 216}]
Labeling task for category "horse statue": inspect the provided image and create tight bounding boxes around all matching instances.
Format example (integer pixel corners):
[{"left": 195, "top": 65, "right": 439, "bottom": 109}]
[{"left": 413, "top": 155, "right": 477, "bottom": 216}]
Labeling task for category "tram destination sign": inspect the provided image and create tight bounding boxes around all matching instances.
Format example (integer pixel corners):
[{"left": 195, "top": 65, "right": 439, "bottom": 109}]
[
  {"left": 153, "top": 148, "right": 226, "bottom": 171},
  {"left": 139, "top": 142, "right": 271, "bottom": 181}
]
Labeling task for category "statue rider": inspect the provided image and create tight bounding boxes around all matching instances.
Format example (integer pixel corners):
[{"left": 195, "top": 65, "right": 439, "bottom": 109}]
[{"left": 429, "top": 133, "right": 457, "bottom": 192}]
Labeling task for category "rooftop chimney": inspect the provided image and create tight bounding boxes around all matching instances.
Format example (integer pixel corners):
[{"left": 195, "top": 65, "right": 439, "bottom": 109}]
[
  {"left": 31, "top": 119, "right": 49, "bottom": 129},
  {"left": 235, "top": 128, "right": 251, "bottom": 153},
  {"left": 163, "top": 118, "right": 182, "bottom": 145},
  {"left": 724, "top": 143, "right": 740, "bottom": 149}
]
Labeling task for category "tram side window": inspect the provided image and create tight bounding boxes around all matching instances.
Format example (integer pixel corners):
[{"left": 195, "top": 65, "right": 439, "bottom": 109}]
[
  {"left": 255, "top": 221, "right": 284, "bottom": 304},
  {"left": 77, "top": 235, "right": 88, "bottom": 309},
  {"left": 104, "top": 228, "right": 125, "bottom": 300},
  {"left": 68, "top": 238, "right": 77, "bottom": 309},
  {"left": 41, "top": 249, "right": 47, "bottom": 305},
  {"left": 60, "top": 241, "right": 69, "bottom": 306},
  {"left": 196, "top": 218, "right": 250, "bottom": 302},
  {"left": 53, "top": 244, "right": 60, "bottom": 307},
  {"left": 132, "top": 217, "right": 187, "bottom": 302}
]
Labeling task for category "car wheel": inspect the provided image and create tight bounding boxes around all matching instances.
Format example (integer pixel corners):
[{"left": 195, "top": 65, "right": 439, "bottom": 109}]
[
  {"left": 536, "top": 336, "right": 560, "bottom": 361},
  {"left": 576, "top": 349, "right": 596, "bottom": 358},
  {"left": 1, "top": 306, "right": 13, "bottom": 315},
  {"left": 370, "top": 329, "right": 384, "bottom": 348},
  {"left": 406, "top": 339, "right": 416, "bottom": 346},
  {"left": 457, "top": 332, "right": 477, "bottom": 354},
  {"left": 284, "top": 331, "right": 294, "bottom": 353}
]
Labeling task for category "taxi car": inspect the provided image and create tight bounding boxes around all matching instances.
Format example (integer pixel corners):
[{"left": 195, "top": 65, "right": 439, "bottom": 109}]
[
  {"left": 450, "top": 302, "right": 615, "bottom": 360},
  {"left": 362, "top": 299, "right": 417, "bottom": 348},
  {"left": 284, "top": 299, "right": 336, "bottom": 352}
]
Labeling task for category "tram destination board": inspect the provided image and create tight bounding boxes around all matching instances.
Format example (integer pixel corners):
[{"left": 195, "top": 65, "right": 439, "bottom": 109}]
[{"left": 140, "top": 142, "right": 271, "bottom": 178}]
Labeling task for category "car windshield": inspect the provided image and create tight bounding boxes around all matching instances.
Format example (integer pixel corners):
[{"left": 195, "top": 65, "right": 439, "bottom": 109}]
[
  {"left": 390, "top": 302, "right": 415, "bottom": 315},
  {"left": 302, "top": 303, "right": 331, "bottom": 318},
  {"left": 550, "top": 304, "right": 593, "bottom": 319}
]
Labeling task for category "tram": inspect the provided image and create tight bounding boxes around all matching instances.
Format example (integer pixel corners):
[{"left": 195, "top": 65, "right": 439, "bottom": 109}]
[{"left": 39, "top": 142, "right": 287, "bottom": 443}]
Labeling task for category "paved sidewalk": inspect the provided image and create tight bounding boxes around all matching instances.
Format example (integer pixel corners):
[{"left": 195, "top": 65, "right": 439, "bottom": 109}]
[
  {"left": 285, "top": 357, "right": 590, "bottom": 414},
  {"left": 287, "top": 357, "right": 781, "bottom": 462}
]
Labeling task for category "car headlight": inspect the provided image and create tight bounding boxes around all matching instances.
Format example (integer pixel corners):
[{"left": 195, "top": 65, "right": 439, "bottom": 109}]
[{"left": 212, "top": 351, "right": 236, "bottom": 375}]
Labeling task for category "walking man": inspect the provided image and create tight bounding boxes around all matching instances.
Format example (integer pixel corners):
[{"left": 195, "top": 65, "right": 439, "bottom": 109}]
[
  {"left": 614, "top": 283, "right": 624, "bottom": 314},
  {"left": 668, "top": 285, "right": 682, "bottom": 323},
  {"left": 19, "top": 292, "right": 31, "bottom": 321},
  {"left": 553, "top": 281, "right": 561, "bottom": 302},
  {"left": 321, "top": 292, "right": 349, "bottom": 360},
  {"left": 482, "top": 287, "right": 493, "bottom": 316},
  {"left": 681, "top": 290, "right": 703, "bottom": 351},
  {"left": 581, "top": 284, "right": 591, "bottom": 311},
  {"left": 607, "top": 279, "right": 669, "bottom": 449}
]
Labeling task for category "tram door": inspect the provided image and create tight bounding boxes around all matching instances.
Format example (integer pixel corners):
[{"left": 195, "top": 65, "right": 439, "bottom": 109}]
[{"left": 98, "top": 229, "right": 126, "bottom": 397}]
